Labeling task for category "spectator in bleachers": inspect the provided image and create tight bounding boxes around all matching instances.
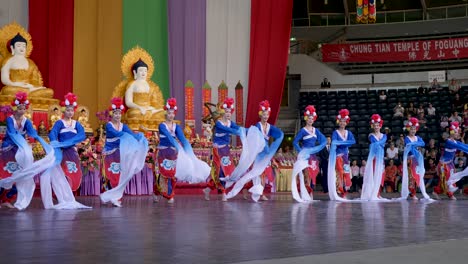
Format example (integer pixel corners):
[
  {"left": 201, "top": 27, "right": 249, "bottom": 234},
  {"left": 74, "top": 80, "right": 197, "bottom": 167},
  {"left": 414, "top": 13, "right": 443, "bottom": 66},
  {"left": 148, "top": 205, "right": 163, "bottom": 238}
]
[
  {"left": 386, "top": 142, "right": 399, "bottom": 162},
  {"left": 454, "top": 151, "right": 467, "bottom": 166},
  {"left": 406, "top": 102, "right": 416, "bottom": 116},
  {"left": 455, "top": 159, "right": 466, "bottom": 194},
  {"left": 417, "top": 104, "right": 425, "bottom": 116},
  {"left": 452, "top": 93, "right": 463, "bottom": 112},
  {"left": 418, "top": 83, "right": 427, "bottom": 95},
  {"left": 379, "top": 91, "right": 387, "bottom": 102},
  {"left": 393, "top": 102, "right": 404, "bottom": 118},
  {"left": 396, "top": 134, "right": 405, "bottom": 158},
  {"left": 450, "top": 111, "right": 462, "bottom": 123},
  {"left": 360, "top": 159, "right": 366, "bottom": 180},
  {"left": 440, "top": 116, "right": 449, "bottom": 130},
  {"left": 384, "top": 159, "right": 398, "bottom": 193},
  {"left": 428, "top": 149, "right": 440, "bottom": 164},
  {"left": 418, "top": 112, "right": 428, "bottom": 130},
  {"left": 403, "top": 114, "right": 412, "bottom": 127},
  {"left": 429, "top": 78, "right": 442, "bottom": 93},
  {"left": 448, "top": 78, "right": 460, "bottom": 94},
  {"left": 425, "top": 139, "right": 439, "bottom": 159},
  {"left": 320, "top": 78, "right": 330, "bottom": 88},
  {"left": 350, "top": 160, "right": 361, "bottom": 193},
  {"left": 426, "top": 103, "right": 436, "bottom": 117},
  {"left": 424, "top": 158, "right": 437, "bottom": 191}
]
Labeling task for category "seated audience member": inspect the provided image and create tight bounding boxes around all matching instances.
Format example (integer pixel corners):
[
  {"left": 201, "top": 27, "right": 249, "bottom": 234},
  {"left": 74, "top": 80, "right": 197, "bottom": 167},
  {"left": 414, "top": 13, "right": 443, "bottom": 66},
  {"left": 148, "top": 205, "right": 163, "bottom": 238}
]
[
  {"left": 416, "top": 104, "right": 425, "bottom": 116},
  {"left": 430, "top": 78, "right": 442, "bottom": 93},
  {"left": 406, "top": 102, "right": 416, "bottom": 116},
  {"left": 448, "top": 78, "right": 460, "bottom": 94},
  {"left": 379, "top": 91, "right": 387, "bottom": 101},
  {"left": 384, "top": 159, "right": 398, "bottom": 193},
  {"left": 320, "top": 78, "right": 331, "bottom": 88},
  {"left": 350, "top": 160, "right": 362, "bottom": 193},
  {"left": 440, "top": 116, "right": 449, "bottom": 129},
  {"left": 424, "top": 158, "right": 437, "bottom": 190},
  {"left": 393, "top": 102, "right": 404, "bottom": 118},
  {"left": 426, "top": 103, "right": 436, "bottom": 116},
  {"left": 386, "top": 142, "right": 399, "bottom": 162},
  {"left": 450, "top": 111, "right": 462, "bottom": 123},
  {"left": 417, "top": 83, "right": 427, "bottom": 94}
]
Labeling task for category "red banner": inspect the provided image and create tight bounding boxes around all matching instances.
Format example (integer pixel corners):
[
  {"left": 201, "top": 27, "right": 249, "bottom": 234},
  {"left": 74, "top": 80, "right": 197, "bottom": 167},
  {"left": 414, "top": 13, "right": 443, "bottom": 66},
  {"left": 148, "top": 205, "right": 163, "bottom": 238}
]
[{"left": 322, "top": 37, "right": 468, "bottom": 63}]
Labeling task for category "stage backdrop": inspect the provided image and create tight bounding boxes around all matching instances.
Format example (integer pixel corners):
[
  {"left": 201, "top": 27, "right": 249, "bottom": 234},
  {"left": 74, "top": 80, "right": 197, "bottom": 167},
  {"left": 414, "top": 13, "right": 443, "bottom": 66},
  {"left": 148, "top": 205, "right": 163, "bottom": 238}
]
[{"left": 0, "top": 0, "right": 292, "bottom": 129}]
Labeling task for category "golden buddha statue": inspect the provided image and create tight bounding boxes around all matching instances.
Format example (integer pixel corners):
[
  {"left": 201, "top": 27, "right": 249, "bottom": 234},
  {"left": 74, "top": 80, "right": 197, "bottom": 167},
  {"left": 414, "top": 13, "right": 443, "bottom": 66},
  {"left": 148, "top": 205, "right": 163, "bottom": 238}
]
[
  {"left": 112, "top": 46, "right": 164, "bottom": 130},
  {"left": 0, "top": 23, "right": 53, "bottom": 99},
  {"left": 76, "top": 106, "right": 93, "bottom": 133},
  {"left": 49, "top": 105, "right": 61, "bottom": 127}
]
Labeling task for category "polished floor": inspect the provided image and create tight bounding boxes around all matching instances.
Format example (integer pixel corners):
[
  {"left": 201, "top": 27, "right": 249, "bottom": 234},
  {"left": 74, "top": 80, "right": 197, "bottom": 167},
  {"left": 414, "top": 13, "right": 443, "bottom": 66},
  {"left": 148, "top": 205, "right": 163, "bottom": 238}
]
[{"left": 1, "top": 193, "right": 468, "bottom": 264}]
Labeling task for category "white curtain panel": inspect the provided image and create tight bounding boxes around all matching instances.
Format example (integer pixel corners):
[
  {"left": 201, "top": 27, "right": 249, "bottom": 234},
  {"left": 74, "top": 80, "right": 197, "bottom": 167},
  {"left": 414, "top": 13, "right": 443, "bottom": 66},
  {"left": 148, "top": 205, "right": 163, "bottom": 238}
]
[
  {"left": 206, "top": 0, "right": 250, "bottom": 122},
  {"left": 0, "top": 0, "right": 28, "bottom": 29}
]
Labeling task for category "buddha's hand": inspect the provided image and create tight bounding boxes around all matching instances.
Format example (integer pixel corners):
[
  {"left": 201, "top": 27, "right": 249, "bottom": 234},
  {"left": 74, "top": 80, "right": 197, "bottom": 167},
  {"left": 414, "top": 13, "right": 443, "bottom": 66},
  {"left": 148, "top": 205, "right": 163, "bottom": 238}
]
[
  {"left": 30, "top": 86, "right": 46, "bottom": 92},
  {"left": 17, "top": 82, "right": 34, "bottom": 89},
  {"left": 139, "top": 106, "right": 147, "bottom": 115},
  {"left": 149, "top": 107, "right": 163, "bottom": 114}
]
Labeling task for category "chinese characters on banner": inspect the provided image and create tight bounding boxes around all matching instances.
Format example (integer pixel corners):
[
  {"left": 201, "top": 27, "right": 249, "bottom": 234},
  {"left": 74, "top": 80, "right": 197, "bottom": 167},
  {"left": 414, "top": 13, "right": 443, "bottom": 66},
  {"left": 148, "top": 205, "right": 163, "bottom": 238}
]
[{"left": 322, "top": 37, "right": 468, "bottom": 63}]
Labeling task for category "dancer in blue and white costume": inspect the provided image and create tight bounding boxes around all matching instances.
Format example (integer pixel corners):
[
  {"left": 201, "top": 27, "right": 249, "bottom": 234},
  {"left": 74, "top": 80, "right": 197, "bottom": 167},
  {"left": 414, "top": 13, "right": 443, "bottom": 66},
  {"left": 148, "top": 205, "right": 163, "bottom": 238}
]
[
  {"left": 40, "top": 93, "right": 91, "bottom": 209},
  {"left": 154, "top": 98, "right": 210, "bottom": 204},
  {"left": 100, "top": 98, "right": 149, "bottom": 207},
  {"left": 398, "top": 117, "right": 432, "bottom": 201},
  {"left": 360, "top": 114, "right": 387, "bottom": 201},
  {"left": 226, "top": 100, "right": 283, "bottom": 202},
  {"left": 0, "top": 92, "right": 54, "bottom": 210},
  {"left": 291, "top": 105, "right": 326, "bottom": 203},
  {"left": 328, "top": 109, "right": 356, "bottom": 201},
  {"left": 440, "top": 122, "right": 468, "bottom": 199}
]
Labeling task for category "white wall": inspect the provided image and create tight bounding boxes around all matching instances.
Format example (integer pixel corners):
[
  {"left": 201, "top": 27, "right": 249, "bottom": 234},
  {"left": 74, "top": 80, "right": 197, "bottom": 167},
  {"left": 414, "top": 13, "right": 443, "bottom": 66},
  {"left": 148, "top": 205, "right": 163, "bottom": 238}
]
[
  {"left": 288, "top": 54, "right": 468, "bottom": 87},
  {"left": 288, "top": 54, "right": 372, "bottom": 86}
]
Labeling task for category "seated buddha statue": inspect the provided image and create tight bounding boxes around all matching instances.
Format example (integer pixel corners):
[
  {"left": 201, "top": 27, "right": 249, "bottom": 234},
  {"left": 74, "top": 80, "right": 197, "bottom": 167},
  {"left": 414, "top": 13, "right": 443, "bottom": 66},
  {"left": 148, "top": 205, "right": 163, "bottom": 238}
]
[
  {"left": 113, "top": 46, "right": 164, "bottom": 130},
  {"left": 49, "top": 107, "right": 61, "bottom": 127},
  {"left": 0, "top": 24, "right": 54, "bottom": 98},
  {"left": 77, "top": 107, "right": 93, "bottom": 133}
]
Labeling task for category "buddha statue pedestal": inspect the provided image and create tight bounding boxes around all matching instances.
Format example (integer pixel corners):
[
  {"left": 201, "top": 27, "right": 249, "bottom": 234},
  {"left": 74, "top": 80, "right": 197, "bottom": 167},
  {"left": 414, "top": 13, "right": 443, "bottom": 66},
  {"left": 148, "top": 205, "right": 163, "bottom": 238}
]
[{"left": 124, "top": 111, "right": 165, "bottom": 131}]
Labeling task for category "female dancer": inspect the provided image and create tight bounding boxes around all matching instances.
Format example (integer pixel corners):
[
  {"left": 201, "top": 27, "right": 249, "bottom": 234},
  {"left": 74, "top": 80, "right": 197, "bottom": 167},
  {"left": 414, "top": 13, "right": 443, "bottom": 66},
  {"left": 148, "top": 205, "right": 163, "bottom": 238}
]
[
  {"left": 436, "top": 122, "right": 468, "bottom": 199},
  {"left": 399, "top": 117, "right": 431, "bottom": 200},
  {"left": 225, "top": 100, "right": 283, "bottom": 202},
  {"left": 0, "top": 92, "right": 54, "bottom": 210},
  {"left": 360, "top": 114, "right": 387, "bottom": 201},
  {"left": 328, "top": 109, "right": 356, "bottom": 200},
  {"left": 154, "top": 98, "right": 210, "bottom": 203},
  {"left": 100, "top": 98, "right": 149, "bottom": 207},
  {"left": 203, "top": 98, "right": 241, "bottom": 201},
  {"left": 41, "top": 93, "right": 90, "bottom": 209},
  {"left": 291, "top": 105, "right": 326, "bottom": 202}
]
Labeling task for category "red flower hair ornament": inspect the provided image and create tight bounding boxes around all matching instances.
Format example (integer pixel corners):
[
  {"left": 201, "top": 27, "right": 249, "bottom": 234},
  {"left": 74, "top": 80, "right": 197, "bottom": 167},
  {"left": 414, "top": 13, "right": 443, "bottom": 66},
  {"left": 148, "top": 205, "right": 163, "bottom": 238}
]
[
  {"left": 109, "top": 97, "right": 126, "bottom": 114},
  {"left": 11, "top": 92, "right": 30, "bottom": 110},
  {"left": 304, "top": 105, "right": 317, "bottom": 121},
  {"left": 164, "top": 98, "right": 178, "bottom": 113},
  {"left": 449, "top": 121, "right": 460, "bottom": 134},
  {"left": 258, "top": 100, "right": 271, "bottom": 116},
  {"left": 221, "top": 97, "right": 235, "bottom": 113},
  {"left": 61, "top": 93, "right": 78, "bottom": 110},
  {"left": 370, "top": 114, "right": 383, "bottom": 127},
  {"left": 405, "top": 117, "right": 420, "bottom": 131},
  {"left": 336, "top": 109, "right": 350, "bottom": 124}
]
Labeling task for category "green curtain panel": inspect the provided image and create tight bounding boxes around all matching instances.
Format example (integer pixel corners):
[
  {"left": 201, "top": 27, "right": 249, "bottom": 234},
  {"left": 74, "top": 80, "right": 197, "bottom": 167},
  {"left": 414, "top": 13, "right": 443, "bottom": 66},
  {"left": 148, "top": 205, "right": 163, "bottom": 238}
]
[{"left": 123, "top": 0, "right": 170, "bottom": 99}]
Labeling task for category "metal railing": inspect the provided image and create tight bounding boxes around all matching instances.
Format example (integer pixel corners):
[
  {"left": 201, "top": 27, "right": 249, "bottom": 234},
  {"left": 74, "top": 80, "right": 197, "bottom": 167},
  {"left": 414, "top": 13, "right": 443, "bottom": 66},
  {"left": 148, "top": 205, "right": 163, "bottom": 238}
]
[{"left": 292, "top": 4, "right": 468, "bottom": 27}]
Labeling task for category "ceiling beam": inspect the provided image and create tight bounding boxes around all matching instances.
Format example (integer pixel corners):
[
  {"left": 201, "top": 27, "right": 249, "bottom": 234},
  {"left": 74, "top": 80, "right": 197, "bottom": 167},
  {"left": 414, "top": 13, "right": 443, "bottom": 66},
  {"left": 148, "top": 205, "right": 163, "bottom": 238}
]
[
  {"left": 420, "top": 0, "right": 427, "bottom": 19},
  {"left": 343, "top": 0, "right": 349, "bottom": 24}
]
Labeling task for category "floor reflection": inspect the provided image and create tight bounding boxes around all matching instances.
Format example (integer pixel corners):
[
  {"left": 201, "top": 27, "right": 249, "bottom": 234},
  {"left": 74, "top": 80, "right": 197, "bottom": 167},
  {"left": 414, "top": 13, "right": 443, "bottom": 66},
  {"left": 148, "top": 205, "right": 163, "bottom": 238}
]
[{"left": 0, "top": 195, "right": 468, "bottom": 263}]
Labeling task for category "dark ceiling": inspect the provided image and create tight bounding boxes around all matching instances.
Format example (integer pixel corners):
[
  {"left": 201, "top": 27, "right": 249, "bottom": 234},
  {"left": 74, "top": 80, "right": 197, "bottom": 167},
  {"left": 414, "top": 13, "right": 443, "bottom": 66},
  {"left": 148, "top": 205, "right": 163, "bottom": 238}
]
[{"left": 293, "top": 0, "right": 468, "bottom": 19}]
